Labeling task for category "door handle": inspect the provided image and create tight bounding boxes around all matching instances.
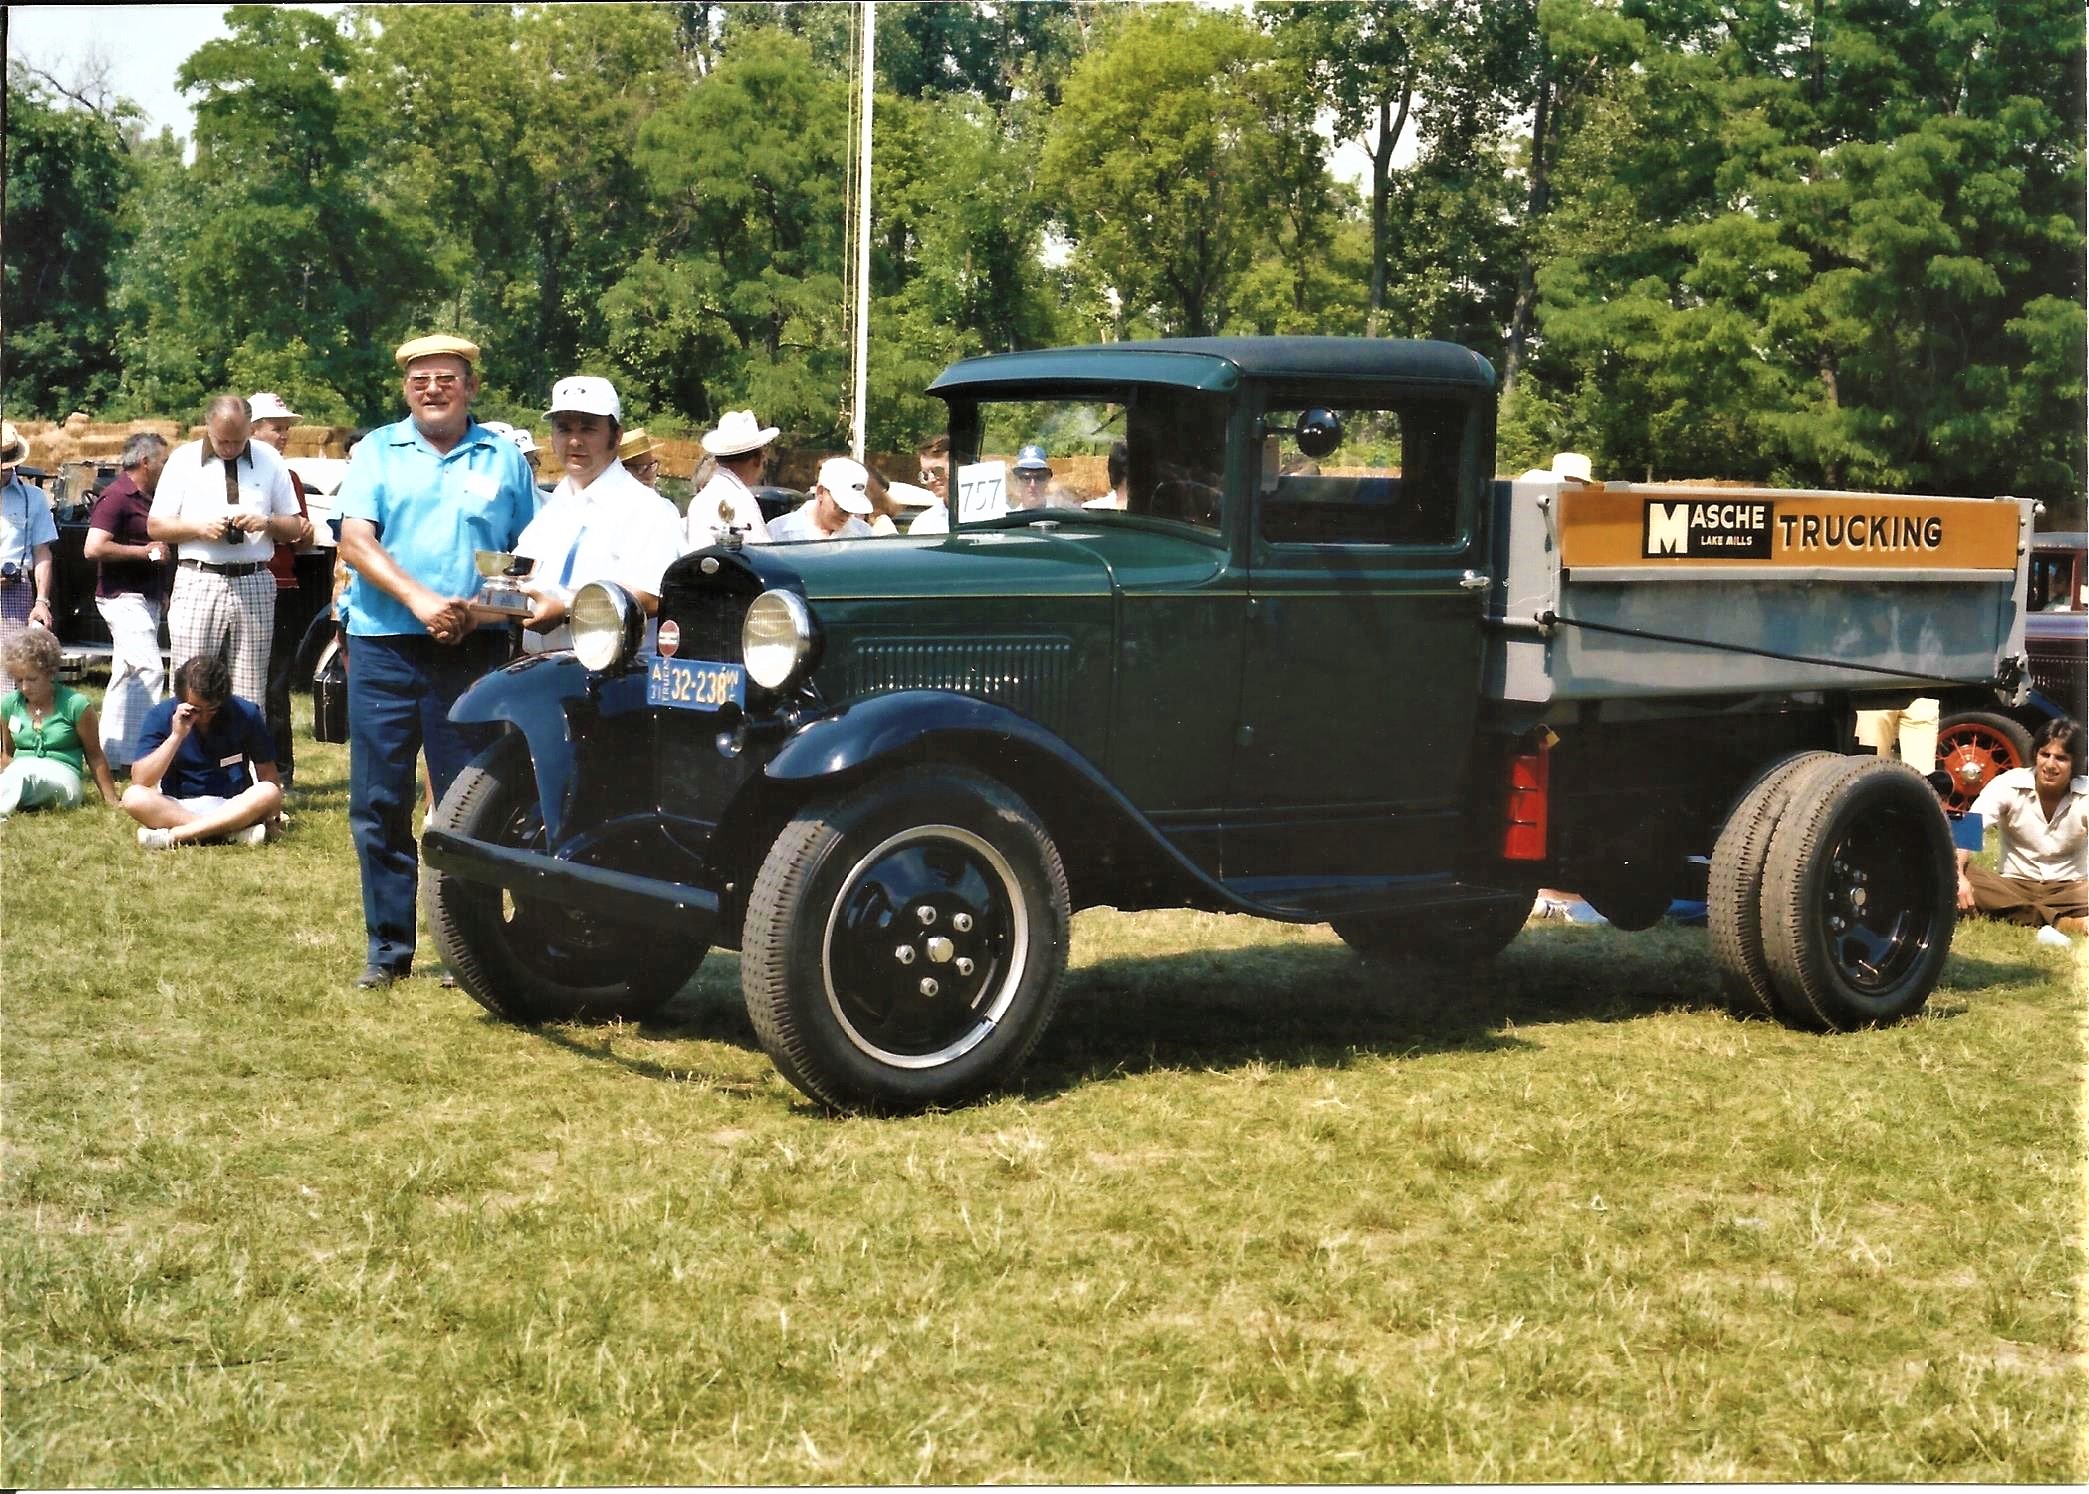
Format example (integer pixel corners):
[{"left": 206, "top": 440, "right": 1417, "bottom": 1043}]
[{"left": 1459, "top": 570, "right": 1492, "bottom": 591}]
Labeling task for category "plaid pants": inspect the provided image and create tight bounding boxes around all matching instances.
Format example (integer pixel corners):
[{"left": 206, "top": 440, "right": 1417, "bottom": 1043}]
[
  {"left": 0, "top": 583, "right": 31, "bottom": 694},
  {"left": 168, "top": 566, "right": 276, "bottom": 704}
]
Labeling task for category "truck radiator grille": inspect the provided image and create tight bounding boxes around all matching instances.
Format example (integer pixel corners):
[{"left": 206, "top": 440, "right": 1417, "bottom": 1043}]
[
  {"left": 844, "top": 637, "right": 1072, "bottom": 725},
  {"left": 664, "top": 597, "right": 742, "bottom": 664}
]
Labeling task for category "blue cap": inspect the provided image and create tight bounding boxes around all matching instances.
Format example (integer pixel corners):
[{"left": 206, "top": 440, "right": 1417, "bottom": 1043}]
[{"left": 1014, "top": 443, "right": 1050, "bottom": 472}]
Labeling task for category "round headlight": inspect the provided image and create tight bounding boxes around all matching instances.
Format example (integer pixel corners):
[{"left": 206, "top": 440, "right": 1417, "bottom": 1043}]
[
  {"left": 570, "top": 581, "right": 643, "bottom": 673},
  {"left": 742, "top": 589, "right": 815, "bottom": 691}
]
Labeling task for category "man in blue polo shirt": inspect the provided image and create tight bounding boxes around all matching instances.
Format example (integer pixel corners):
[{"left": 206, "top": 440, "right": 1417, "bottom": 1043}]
[
  {"left": 122, "top": 654, "right": 284, "bottom": 849},
  {"left": 337, "top": 333, "right": 537, "bottom": 989}
]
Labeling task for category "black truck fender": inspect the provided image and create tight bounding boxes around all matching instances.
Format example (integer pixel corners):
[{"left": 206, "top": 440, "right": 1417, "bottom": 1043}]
[
  {"left": 751, "top": 689, "right": 1270, "bottom": 919},
  {"left": 447, "top": 652, "right": 652, "bottom": 844}
]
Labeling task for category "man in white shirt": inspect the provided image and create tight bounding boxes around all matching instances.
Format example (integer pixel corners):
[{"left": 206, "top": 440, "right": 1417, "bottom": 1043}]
[
  {"left": 1959, "top": 715, "right": 2088, "bottom": 940},
  {"left": 686, "top": 409, "right": 776, "bottom": 549},
  {"left": 148, "top": 394, "right": 304, "bottom": 705},
  {"left": 908, "top": 434, "right": 952, "bottom": 536},
  {"left": 769, "top": 457, "right": 876, "bottom": 542},
  {"left": 513, "top": 376, "right": 685, "bottom": 653}
]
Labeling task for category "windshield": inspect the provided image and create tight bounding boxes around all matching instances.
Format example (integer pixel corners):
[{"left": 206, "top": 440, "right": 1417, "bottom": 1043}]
[{"left": 949, "top": 388, "right": 1230, "bottom": 533}]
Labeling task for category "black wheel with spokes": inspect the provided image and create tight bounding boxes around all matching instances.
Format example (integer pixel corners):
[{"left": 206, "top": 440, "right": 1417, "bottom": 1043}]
[
  {"left": 1761, "top": 756, "right": 1956, "bottom": 1031},
  {"left": 426, "top": 733, "right": 707, "bottom": 1022},
  {"left": 742, "top": 767, "right": 1070, "bottom": 1112}
]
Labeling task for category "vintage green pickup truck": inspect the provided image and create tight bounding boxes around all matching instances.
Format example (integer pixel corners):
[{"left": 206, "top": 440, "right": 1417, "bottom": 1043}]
[{"left": 420, "top": 337, "right": 2033, "bottom": 1111}]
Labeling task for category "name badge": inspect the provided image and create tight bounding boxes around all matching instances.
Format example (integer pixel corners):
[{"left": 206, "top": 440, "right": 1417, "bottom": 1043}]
[
  {"left": 218, "top": 752, "right": 245, "bottom": 768},
  {"left": 461, "top": 472, "right": 500, "bottom": 500}
]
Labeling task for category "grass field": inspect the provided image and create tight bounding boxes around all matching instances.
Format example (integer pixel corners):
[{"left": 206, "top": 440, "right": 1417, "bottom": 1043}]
[{"left": 4, "top": 711, "right": 2085, "bottom": 1483}]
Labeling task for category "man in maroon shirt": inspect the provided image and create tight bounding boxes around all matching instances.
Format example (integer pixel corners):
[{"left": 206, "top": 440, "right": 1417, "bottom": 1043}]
[
  {"left": 248, "top": 393, "right": 316, "bottom": 788},
  {"left": 84, "top": 432, "right": 172, "bottom": 771}
]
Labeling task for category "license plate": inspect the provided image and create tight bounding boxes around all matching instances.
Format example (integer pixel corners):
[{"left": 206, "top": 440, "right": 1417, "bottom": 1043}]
[{"left": 646, "top": 655, "right": 746, "bottom": 711}]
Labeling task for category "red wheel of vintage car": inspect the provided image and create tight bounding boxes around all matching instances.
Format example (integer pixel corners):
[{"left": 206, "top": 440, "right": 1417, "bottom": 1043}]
[{"left": 1934, "top": 711, "right": 2033, "bottom": 813}]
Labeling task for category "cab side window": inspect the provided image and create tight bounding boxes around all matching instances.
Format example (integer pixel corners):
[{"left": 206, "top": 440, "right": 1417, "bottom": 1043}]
[{"left": 1260, "top": 400, "right": 1470, "bottom": 547}]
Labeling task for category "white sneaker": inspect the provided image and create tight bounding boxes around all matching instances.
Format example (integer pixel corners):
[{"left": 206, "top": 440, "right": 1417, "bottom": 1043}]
[
  {"left": 137, "top": 826, "right": 176, "bottom": 851},
  {"left": 2035, "top": 924, "right": 2070, "bottom": 949},
  {"left": 235, "top": 822, "right": 268, "bottom": 847}
]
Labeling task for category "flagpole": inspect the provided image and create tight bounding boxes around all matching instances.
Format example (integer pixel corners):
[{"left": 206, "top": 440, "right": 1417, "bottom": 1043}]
[{"left": 850, "top": 2, "right": 875, "bottom": 463}]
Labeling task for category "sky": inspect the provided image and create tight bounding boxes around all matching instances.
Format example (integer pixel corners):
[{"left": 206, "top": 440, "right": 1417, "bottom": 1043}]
[
  {"left": 7, "top": 5, "right": 233, "bottom": 139},
  {"left": 5, "top": 3, "right": 1394, "bottom": 182}
]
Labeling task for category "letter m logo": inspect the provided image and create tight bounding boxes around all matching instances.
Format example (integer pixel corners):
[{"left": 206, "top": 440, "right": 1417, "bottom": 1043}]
[{"left": 1643, "top": 502, "right": 1690, "bottom": 557}]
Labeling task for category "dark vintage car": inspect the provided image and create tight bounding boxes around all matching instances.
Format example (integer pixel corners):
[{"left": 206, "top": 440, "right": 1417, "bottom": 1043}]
[
  {"left": 1934, "top": 529, "right": 2086, "bottom": 808},
  {"left": 419, "top": 337, "right": 2013, "bottom": 1112}
]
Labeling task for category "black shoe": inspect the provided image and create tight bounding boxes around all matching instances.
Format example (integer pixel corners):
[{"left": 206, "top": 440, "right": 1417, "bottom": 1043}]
[{"left": 356, "top": 964, "right": 407, "bottom": 989}]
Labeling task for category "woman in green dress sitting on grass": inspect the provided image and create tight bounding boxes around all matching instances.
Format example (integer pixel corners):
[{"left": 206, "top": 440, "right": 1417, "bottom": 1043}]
[{"left": 0, "top": 627, "right": 118, "bottom": 817}]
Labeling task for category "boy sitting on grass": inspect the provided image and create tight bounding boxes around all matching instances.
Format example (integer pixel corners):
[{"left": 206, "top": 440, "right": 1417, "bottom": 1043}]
[
  {"left": 1958, "top": 715, "right": 2087, "bottom": 947},
  {"left": 122, "top": 654, "right": 285, "bottom": 849}
]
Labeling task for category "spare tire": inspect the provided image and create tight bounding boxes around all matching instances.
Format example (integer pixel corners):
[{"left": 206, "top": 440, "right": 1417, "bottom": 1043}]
[
  {"left": 1760, "top": 756, "right": 1956, "bottom": 1031},
  {"left": 1706, "top": 751, "right": 1845, "bottom": 1020}
]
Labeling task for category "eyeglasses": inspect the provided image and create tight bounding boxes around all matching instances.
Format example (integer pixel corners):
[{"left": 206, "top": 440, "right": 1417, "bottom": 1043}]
[
  {"left": 406, "top": 373, "right": 462, "bottom": 391},
  {"left": 918, "top": 467, "right": 948, "bottom": 484},
  {"left": 1014, "top": 469, "right": 1049, "bottom": 482},
  {"left": 630, "top": 459, "right": 659, "bottom": 475}
]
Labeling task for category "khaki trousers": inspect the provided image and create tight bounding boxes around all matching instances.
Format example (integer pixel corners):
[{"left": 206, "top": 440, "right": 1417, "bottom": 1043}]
[
  {"left": 1963, "top": 863, "right": 2089, "bottom": 927},
  {"left": 1857, "top": 697, "right": 1939, "bottom": 774}
]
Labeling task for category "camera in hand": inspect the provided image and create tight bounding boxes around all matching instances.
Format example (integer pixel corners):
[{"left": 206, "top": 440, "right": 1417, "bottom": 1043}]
[
  {"left": 220, "top": 516, "right": 248, "bottom": 544},
  {"left": 0, "top": 561, "right": 21, "bottom": 582}
]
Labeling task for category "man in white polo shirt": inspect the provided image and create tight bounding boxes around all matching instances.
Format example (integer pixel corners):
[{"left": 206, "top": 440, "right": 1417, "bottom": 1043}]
[
  {"left": 513, "top": 375, "right": 685, "bottom": 653},
  {"left": 769, "top": 457, "right": 875, "bottom": 542},
  {"left": 148, "top": 394, "right": 303, "bottom": 705},
  {"left": 1959, "top": 715, "right": 2088, "bottom": 944}
]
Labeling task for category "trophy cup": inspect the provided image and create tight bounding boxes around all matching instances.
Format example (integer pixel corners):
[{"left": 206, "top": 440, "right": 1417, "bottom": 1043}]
[{"left": 469, "top": 550, "right": 532, "bottom": 618}]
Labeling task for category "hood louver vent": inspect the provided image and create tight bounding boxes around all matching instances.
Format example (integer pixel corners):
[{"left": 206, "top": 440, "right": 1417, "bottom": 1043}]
[{"left": 846, "top": 637, "right": 1073, "bottom": 726}]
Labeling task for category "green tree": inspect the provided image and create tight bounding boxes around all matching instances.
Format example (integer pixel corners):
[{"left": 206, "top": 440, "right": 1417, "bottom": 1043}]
[
  {"left": 2, "top": 66, "right": 137, "bottom": 415},
  {"left": 605, "top": 28, "right": 848, "bottom": 439},
  {"left": 1040, "top": 6, "right": 1292, "bottom": 337}
]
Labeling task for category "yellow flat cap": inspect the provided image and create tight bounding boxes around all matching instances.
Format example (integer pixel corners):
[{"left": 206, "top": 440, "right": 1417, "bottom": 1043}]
[{"left": 394, "top": 333, "right": 481, "bottom": 369}]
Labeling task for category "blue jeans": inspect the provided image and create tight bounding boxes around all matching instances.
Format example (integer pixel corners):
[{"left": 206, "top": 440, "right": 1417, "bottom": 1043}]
[{"left": 347, "top": 630, "right": 507, "bottom": 971}]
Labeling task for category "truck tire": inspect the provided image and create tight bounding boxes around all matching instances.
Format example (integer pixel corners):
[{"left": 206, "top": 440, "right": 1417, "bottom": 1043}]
[
  {"left": 1334, "top": 894, "right": 1531, "bottom": 964},
  {"left": 1760, "top": 756, "right": 1956, "bottom": 1031},
  {"left": 426, "top": 733, "right": 707, "bottom": 1023},
  {"left": 1707, "top": 751, "right": 1844, "bottom": 1020},
  {"left": 1935, "top": 710, "right": 2032, "bottom": 813},
  {"left": 741, "top": 766, "right": 1071, "bottom": 1113}
]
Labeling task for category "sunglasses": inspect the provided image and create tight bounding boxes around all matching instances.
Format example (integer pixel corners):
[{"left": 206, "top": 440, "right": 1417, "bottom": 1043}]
[{"left": 406, "top": 374, "right": 462, "bottom": 391}]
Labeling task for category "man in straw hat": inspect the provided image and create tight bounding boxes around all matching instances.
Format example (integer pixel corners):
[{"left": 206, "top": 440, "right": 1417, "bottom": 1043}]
[
  {"left": 619, "top": 427, "right": 663, "bottom": 489},
  {"left": 0, "top": 420, "right": 58, "bottom": 694},
  {"left": 148, "top": 395, "right": 304, "bottom": 713},
  {"left": 335, "top": 333, "right": 538, "bottom": 989},
  {"left": 686, "top": 408, "right": 776, "bottom": 549}
]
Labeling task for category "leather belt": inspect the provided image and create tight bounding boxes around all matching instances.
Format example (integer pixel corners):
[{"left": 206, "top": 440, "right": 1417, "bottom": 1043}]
[{"left": 180, "top": 558, "right": 265, "bottom": 577}]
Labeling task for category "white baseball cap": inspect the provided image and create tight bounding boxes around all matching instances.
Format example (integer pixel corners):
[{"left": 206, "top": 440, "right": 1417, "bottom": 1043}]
[
  {"left": 545, "top": 376, "right": 621, "bottom": 423},
  {"left": 248, "top": 392, "right": 300, "bottom": 421},
  {"left": 817, "top": 456, "right": 873, "bottom": 515},
  {"left": 482, "top": 420, "right": 540, "bottom": 456}
]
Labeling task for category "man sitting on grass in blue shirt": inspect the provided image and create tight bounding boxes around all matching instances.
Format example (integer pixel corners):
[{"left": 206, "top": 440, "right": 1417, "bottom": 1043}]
[{"left": 121, "top": 654, "right": 285, "bottom": 850}]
